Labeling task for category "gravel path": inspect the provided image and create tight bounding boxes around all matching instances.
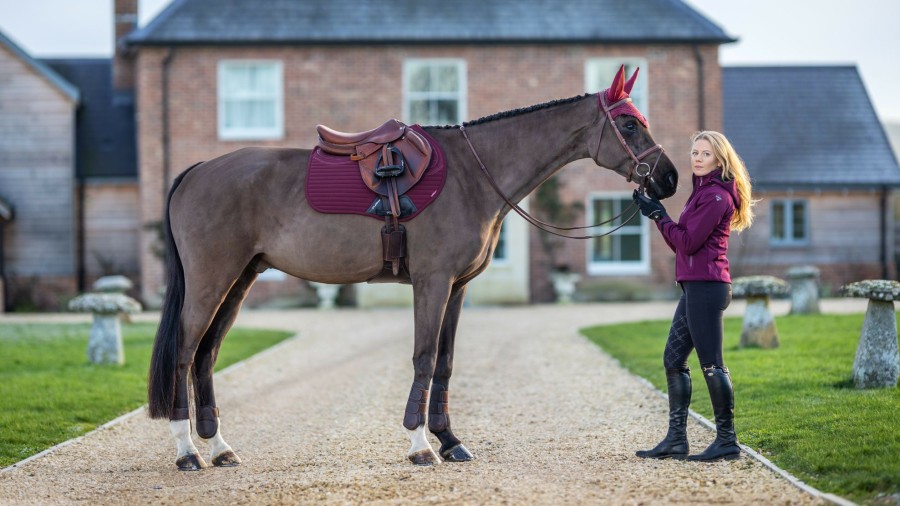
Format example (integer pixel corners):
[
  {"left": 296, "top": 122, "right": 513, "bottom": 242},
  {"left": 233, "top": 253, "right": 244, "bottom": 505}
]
[{"left": 2, "top": 300, "right": 863, "bottom": 505}]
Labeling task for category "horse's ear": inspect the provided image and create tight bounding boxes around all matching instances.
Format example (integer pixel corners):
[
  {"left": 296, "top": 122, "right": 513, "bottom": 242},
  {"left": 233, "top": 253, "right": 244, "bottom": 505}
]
[
  {"left": 624, "top": 67, "right": 640, "bottom": 95},
  {"left": 607, "top": 64, "right": 626, "bottom": 101}
]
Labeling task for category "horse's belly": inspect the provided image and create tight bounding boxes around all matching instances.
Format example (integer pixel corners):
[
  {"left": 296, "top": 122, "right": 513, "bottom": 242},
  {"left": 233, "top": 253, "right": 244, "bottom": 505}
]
[{"left": 258, "top": 219, "right": 385, "bottom": 284}]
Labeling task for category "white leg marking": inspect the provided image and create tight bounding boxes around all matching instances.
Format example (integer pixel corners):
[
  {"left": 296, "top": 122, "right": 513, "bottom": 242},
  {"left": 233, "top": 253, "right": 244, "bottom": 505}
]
[
  {"left": 201, "top": 418, "right": 234, "bottom": 461},
  {"left": 406, "top": 425, "right": 439, "bottom": 462},
  {"left": 169, "top": 419, "right": 200, "bottom": 458}
]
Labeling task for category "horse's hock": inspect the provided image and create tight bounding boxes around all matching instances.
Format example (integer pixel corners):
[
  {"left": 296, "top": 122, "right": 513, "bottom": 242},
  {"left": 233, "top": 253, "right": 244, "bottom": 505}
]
[
  {"left": 68, "top": 291, "right": 142, "bottom": 365},
  {"left": 841, "top": 280, "right": 900, "bottom": 388},
  {"left": 733, "top": 275, "right": 789, "bottom": 349},
  {"left": 786, "top": 265, "right": 821, "bottom": 315}
]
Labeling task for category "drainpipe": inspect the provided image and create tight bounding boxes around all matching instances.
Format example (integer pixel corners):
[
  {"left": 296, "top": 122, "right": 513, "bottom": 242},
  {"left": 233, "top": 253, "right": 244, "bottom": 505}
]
[
  {"left": 880, "top": 186, "right": 889, "bottom": 279},
  {"left": 0, "top": 222, "right": 7, "bottom": 311},
  {"left": 692, "top": 45, "right": 705, "bottom": 130},
  {"left": 76, "top": 177, "right": 86, "bottom": 292},
  {"left": 161, "top": 48, "right": 175, "bottom": 210}
]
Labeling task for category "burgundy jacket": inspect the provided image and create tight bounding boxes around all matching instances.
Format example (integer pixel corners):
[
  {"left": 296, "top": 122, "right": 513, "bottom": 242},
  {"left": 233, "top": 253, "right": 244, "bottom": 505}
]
[{"left": 656, "top": 168, "right": 740, "bottom": 283}]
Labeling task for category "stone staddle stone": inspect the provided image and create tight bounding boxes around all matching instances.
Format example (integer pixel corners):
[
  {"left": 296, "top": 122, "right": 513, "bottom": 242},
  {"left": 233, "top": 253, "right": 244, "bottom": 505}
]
[
  {"left": 733, "top": 276, "right": 789, "bottom": 349},
  {"left": 786, "top": 266, "right": 820, "bottom": 315},
  {"left": 842, "top": 280, "right": 900, "bottom": 388},
  {"left": 68, "top": 293, "right": 142, "bottom": 366}
]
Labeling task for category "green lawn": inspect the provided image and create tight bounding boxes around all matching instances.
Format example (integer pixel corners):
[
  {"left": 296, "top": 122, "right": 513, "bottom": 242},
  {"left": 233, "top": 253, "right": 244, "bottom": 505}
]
[
  {"left": 0, "top": 322, "right": 293, "bottom": 468},
  {"left": 581, "top": 313, "right": 900, "bottom": 505}
]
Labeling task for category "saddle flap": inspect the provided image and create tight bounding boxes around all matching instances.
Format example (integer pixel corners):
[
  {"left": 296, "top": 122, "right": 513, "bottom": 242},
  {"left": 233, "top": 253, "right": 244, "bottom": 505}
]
[{"left": 358, "top": 128, "right": 432, "bottom": 195}]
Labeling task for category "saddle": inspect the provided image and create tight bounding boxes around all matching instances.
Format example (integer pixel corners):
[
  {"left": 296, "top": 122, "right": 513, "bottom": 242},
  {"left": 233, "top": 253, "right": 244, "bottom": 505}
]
[{"left": 316, "top": 119, "right": 433, "bottom": 277}]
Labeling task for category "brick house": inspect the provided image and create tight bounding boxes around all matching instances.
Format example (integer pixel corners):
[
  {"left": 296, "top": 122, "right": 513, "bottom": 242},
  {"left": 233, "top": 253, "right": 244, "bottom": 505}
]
[{"left": 124, "top": 0, "right": 733, "bottom": 306}]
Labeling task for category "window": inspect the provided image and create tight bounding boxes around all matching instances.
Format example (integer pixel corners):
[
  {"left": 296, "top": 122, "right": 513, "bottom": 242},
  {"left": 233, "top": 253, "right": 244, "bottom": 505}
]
[
  {"left": 586, "top": 193, "right": 649, "bottom": 275},
  {"left": 217, "top": 60, "right": 283, "bottom": 140},
  {"left": 770, "top": 199, "right": 809, "bottom": 245},
  {"left": 585, "top": 58, "right": 648, "bottom": 113},
  {"left": 404, "top": 59, "right": 466, "bottom": 125}
]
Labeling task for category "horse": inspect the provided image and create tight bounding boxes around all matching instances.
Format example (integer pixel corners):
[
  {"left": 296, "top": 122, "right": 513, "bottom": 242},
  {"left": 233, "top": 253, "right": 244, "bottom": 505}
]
[{"left": 147, "top": 66, "right": 679, "bottom": 470}]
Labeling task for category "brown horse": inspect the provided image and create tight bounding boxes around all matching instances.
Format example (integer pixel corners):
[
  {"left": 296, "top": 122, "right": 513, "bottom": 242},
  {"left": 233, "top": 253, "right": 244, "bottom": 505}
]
[{"left": 147, "top": 67, "right": 678, "bottom": 470}]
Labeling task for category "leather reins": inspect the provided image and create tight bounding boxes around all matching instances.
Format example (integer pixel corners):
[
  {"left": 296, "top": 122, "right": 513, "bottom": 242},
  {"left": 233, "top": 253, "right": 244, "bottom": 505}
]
[{"left": 459, "top": 93, "right": 665, "bottom": 240}]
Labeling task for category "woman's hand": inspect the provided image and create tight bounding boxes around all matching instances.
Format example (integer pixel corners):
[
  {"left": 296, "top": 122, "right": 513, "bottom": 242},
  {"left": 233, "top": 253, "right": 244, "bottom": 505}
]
[{"left": 633, "top": 189, "right": 668, "bottom": 222}]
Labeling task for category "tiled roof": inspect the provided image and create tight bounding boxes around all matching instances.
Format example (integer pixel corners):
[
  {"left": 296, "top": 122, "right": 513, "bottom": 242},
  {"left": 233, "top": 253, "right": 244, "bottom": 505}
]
[
  {"left": 129, "top": 0, "right": 733, "bottom": 45},
  {"left": 41, "top": 59, "right": 137, "bottom": 179},
  {"left": 723, "top": 66, "right": 900, "bottom": 188}
]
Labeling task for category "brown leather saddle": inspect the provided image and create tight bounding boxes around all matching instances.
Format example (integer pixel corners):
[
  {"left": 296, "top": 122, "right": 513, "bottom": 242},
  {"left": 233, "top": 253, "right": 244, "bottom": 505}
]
[{"left": 316, "top": 119, "right": 433, "bottom": 278}]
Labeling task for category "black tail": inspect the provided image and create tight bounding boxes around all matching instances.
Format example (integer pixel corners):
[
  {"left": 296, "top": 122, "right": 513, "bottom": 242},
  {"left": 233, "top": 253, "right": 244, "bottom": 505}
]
[{"left": 147, "top": 162, "right": 203, "bottom": 419}]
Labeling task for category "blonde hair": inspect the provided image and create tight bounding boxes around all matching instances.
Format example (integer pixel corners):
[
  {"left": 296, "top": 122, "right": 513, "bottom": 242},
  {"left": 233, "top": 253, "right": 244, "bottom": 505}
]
[{"left": 690, "top": 131, "right": 755, "bottom": 231}]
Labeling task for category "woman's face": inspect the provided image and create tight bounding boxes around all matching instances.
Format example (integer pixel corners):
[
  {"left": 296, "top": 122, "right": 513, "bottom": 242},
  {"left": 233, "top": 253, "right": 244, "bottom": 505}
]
[{"left": 690, "top": 139, "right": 719, "bottom": 177}]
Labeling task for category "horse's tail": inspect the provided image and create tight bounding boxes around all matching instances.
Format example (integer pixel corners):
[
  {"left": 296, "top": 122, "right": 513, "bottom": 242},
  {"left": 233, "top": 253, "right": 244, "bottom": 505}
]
[{"left": 147, "top": 162, "right": 203, "bottom": 419}]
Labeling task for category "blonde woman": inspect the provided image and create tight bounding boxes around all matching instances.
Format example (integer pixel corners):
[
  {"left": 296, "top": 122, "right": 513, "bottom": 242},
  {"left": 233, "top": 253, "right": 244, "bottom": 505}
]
[{"left": 633, "top": 130, "right": 755, "bottom": 462}]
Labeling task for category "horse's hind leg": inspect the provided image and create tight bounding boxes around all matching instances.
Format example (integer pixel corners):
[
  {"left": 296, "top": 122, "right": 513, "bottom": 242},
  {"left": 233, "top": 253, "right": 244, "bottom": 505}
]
[
  {"left": 170, "top": 262, "right": 249, "bottom": 471},
  {"left": 429, "top": 284, "right": 474, "bottom": 462},
  {"left": 192, "top": 265, "right": 259, "bottom": 467}
]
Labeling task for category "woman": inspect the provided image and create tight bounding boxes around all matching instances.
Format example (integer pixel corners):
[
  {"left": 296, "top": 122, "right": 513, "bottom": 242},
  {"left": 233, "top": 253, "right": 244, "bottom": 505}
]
[{"left": 632, "top": 130, "right": 755, "bottom": 462}]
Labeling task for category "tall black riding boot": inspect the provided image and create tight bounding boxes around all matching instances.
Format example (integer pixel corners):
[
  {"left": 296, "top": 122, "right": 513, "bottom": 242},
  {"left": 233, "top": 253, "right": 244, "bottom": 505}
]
[
  {"left": 636, "top": 368, "right": 691, "bottom": 459},
  {"left": 688, "top": 366, "right": 741, "bottom": 462}
]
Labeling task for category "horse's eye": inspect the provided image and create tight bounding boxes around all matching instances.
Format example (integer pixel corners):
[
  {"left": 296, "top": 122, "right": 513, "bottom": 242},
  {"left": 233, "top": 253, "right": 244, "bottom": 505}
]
[{"left": 625, "top": 121, "right": 637, "bottom": 132}]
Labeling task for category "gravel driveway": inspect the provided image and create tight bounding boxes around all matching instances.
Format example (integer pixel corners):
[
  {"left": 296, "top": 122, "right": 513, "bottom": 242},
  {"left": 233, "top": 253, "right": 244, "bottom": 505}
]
[{"left": 2, "top": 300, "right": 861, "bottom": 504}]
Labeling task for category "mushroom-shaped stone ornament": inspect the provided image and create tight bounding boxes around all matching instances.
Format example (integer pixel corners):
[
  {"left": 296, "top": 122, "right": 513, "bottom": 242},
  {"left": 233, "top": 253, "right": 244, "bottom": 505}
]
[
  {"left": 92, "top": 275, "right": 134, "bottom": 293},
  {"left": 786, "top": 265, "right": 821, "bottom": 315},
  {"left": 841, "top": 279, "right": 900, "bottom": 388},
  {"left": 69, "top": 293, "right": 142, "bottom": 365},
  {"left": 732, "top": 275, "right": 789, "bottom": 349}
]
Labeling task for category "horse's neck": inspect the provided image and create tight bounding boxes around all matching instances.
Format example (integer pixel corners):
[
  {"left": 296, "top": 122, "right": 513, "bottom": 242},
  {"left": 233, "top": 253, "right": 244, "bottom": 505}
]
[{"left": 462, "top": 98, "right": 596, "bottom": 206}]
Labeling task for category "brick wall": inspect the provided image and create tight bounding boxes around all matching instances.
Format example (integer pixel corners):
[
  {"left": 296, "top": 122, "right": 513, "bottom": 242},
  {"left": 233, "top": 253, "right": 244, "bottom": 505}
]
[{"left": 135, "top": 43, "right": 722, "bottom": 304}]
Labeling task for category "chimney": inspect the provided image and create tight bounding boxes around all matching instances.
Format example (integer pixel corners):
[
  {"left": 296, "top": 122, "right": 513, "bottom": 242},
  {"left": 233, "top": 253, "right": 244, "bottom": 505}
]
[{"left": 113, "top": 0, "right": 138, "bottom": 92}]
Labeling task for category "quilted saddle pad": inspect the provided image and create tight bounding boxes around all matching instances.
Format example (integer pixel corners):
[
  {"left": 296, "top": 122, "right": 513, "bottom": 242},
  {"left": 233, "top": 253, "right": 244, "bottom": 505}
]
[{"left": 306, "top": 125, "right": 446, "bottom": 222}]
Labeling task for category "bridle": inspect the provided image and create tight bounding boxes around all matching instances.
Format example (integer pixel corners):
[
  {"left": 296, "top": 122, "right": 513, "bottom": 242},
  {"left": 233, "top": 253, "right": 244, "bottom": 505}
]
[
  {"left": 596, "top": 93, "right": 665, "bottom": 192},
  {"left": 459, "top": 92, "right": 666, "bottom": 240}
]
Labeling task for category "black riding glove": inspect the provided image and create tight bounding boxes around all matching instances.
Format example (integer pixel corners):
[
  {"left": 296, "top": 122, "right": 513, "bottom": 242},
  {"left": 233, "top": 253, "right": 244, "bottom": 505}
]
[{"left": 633, "top": 189, "right": 667, "bottom": 222}]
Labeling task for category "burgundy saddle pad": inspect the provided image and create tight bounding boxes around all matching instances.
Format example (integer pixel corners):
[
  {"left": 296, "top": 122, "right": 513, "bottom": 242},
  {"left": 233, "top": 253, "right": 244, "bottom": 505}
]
[{"left": 306, "top": 125, "right": 446, "bottom": 222}]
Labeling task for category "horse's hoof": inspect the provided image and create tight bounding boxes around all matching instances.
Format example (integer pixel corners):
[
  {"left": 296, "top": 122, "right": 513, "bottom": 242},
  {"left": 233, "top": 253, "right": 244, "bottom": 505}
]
[
  {"left": 176, "top": 453, "right": 208, "bottom": 471},
  {"left": 441, "top": 444, "right": 474, "bottom": 462},
  {"left": 408, "top": 448, "right": 441, "bottom": 466},
  {"left": 212, "top": 450, "right": 242, "bottom": 467}
]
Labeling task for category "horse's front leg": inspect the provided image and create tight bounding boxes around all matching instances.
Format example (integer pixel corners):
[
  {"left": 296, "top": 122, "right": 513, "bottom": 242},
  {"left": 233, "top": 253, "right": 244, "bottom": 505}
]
[
  {"left": 429, "top": 284, "right": 475, "bottom": 462},
  {"left": 404, "top": 276, "right": 452, "bottom": 466}
]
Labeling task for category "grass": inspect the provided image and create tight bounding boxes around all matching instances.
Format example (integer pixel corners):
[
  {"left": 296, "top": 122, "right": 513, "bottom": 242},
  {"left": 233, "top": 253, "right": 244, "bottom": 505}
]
[
  {"left": 0, "top": 322, "right": 293, "bottom": 468},
  {"left": 581, "top": 313, "right": 900, "bottom": 505}
]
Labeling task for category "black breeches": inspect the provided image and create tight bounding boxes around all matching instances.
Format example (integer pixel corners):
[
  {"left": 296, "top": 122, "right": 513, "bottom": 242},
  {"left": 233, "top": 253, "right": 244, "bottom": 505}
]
[{"left": 663, "top": 281, "right": 732, "bottom": 370}]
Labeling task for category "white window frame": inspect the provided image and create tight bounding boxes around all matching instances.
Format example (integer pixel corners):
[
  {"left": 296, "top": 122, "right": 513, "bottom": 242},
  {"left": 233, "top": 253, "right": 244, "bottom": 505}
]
[
  {"left": 584, "top": 58, "right": 649, "bottom": 114},
  {"left": 770, "top": 198, "right": 810, "bottom": 246},
  {"left": 586, "top": 191, "right": 650, "bottom": 275},
  {"left": 217, "top": 60, "right": 284, "bottom": 141},
  {"left": 403, "top": 58, "right": 467, "bottom": 125}
]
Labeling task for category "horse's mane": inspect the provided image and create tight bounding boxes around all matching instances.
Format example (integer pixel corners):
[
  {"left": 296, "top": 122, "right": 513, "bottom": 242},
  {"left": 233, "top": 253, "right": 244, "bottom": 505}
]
[{"left": 430, "top": 93, "right": 594, "bottom": 129}]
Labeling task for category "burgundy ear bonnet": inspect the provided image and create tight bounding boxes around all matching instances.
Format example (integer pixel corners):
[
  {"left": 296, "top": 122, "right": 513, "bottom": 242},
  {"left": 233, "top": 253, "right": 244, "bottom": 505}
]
[{"left": 605, "top": 65, "right": 648, "bottom": 128}]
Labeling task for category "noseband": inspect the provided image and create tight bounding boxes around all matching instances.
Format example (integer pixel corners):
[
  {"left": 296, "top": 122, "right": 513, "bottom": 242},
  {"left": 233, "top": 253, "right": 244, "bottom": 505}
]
[
  {"left": 596, "top": 94, "right": 665, "bottom": 194},
  {"left": 458, "top": 92, "right": 663, "bottom": 240}
]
